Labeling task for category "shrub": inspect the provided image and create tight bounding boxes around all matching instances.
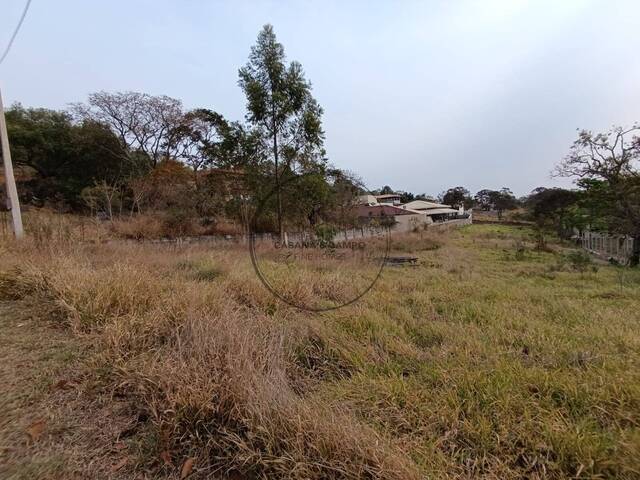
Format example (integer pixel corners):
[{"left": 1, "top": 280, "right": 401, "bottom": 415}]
[
  {"left": 314, "top": 223, "right": 338, "bottom": 242},
  {"left": 514, "top": 240, "right": 526, "bottom": 261},
  {"left": 566, "top": 250, "right": 597, "bottom": 274},
  {"left": 161, "top": 208, "right": 201, "bottom": 238},
  {"left": 0, "top": 244, "right": 418, "bottom": 479},
  {"left": 111, "top": 214, "right": 165, "bottom": 240}
]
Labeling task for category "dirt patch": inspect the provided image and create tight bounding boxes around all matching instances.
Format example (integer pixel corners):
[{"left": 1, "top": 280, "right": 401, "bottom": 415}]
[{"left": 0, "top": 301, "right": 138, "bottom": 480}]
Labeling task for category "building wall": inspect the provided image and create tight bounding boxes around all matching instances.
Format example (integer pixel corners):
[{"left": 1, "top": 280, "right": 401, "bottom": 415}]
[
  {"left": 392, "top": 213, "right": 431, "bottom": 232},
  {"left": 427, "top": 217, "right": 473, "bottom": 229},
  {"left": 358, "top": 194, "right": 378, "bottom": 205}
]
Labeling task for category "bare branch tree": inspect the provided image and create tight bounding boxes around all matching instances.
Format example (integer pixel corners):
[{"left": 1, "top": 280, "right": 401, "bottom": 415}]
[
  {"left": 554, "top": 125, "right": 640, "bottom": 183},
  {"left": 72, "top": 91, "right": 184, "bottom": 168},
  {"left": 555, "top": 124, "right": 640, "bottom": 265}
]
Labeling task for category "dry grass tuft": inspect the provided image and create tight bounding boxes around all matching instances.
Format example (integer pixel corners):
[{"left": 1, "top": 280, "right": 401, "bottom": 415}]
[
  {"left": 0, "top": 240, "right": 418, "bottom": 479},
  {"left": 1, "top": 223, "right": 639, "bottom": 479}
]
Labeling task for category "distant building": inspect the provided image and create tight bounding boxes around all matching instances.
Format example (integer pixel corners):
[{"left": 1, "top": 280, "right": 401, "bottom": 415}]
[
  {"left": 355, "top": 192, "right": 469, "bottom": 230},
  {"left": 375, "top": 194, "right": 402, "bottom": 206},
  {"left": 401, "top": 200, "right": 451, "bottom": 211},
  {"left": 356, "top": 204, "right": 430, "bottom": 230},
  {"left": 401, "top": 200, "right": 460, "bottom": 222},
  {"left": 358, "top": 194, "right": 378, "bottom": 206}
]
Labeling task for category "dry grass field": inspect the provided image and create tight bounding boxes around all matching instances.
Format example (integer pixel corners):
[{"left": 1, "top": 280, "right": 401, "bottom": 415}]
[{"left": 1, "top": 223, "right": 639, "bottom": 479}]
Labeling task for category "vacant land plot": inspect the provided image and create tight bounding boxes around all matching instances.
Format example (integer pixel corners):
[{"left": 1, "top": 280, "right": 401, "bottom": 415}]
[{"left": 1, "top": 224, "right": 639, "bottom": 479}]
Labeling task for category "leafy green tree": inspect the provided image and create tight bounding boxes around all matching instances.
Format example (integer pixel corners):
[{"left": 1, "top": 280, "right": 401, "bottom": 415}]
[
  {"left": 492, "top": 188, "right": 518, "bottom": 219},
  {"left": 398, "top": 191, "right": 415, "bottom": 203},
  {"left": 525, "top": 187, "right": 580, "bottom": 247},
  {"left": 526, "top": 188, "right": 578, "bottom": 233},
  {"left": 238, "top": 24, "right": 326, "bottom": 236},
  {"left": 474, "top": 189, "right": 494, "bottom": 210},
  {"left": 474, "top": 188, "right": 518, "bottom": 217},
  {"left": 6, "top": 105, "right": 73, "bottom": 179},
  {"left": 172, "top": 109, "right": 252, "bottom": 174},
  {"left": 555, "top": 125, "right": 640, "bottom": 265},
  {"left": 326, "top": 169, "right": 364, "bottom": 227},
  {"left": 6, "top": 104, "right": 142, "bottom": 209},
  {"left": 282, "top": 173, "right": 332, "bottom": 230},
  {"left": 442, "top": 186, "right": 473, "bottom": 208},
  {"left": 414, "top": 193, "right": 433, "bottom": 201}
]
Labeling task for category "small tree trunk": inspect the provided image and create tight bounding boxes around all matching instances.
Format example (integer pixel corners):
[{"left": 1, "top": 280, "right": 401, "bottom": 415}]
[
  {"left": 103, "top": 185, "right": 114, "bottom": 221},
  {"left": 272, "top": 122, "right": 283, "bottom": 239}
]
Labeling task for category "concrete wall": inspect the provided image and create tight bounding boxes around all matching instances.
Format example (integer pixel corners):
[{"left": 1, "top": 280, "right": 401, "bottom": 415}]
[
  {"left": 579, "top": 230, "right": 635, "bottom": 264},
  {"left": 113, "top": 216, "right": 473, "bottom": 246},
  {"left": 427, "top": 217, "right": 473, "bottom": 229},
  {"left": 392, "top": 213, "right": 431, "bottom": 232}
]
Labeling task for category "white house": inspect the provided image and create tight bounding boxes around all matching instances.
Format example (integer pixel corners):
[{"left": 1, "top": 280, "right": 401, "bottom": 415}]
[
  {"left": 401, "top": 200, "right": 460, "bottom": 222},
  {"left": 375, "top": 194, "right": 402, "bottom": 206},
  {"left": 402, "top": 200, "right": 450, "bottom": 211},
  {"left": 355, "top": 193, "right": 468, "bottom": 230},
  {"left": 358, "top": 194, "right": 378, "bottom": 206}
]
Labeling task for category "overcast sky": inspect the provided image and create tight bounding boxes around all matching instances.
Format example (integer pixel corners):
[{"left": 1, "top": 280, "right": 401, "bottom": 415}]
[{"left": 2, "top": 0, "right": 639, "bottom": 196}]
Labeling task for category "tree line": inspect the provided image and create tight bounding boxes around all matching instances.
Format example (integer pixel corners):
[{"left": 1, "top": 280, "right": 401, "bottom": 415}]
[
  {"left": 4, "top": 25, "right": 361, "bottom": 236},
  {"left": 371, "top": 184, "right": 519, "bottom": 218},
  {"left": 377, "top": 124, "right": 640, "bottom": 266},
  {"left": 3, "top": 25, "right": 639, "bottom": 263}
]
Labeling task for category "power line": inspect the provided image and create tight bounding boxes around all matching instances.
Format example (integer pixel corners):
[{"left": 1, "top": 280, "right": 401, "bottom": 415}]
[{"left": 0, "top": 0, "right": 33, "bottom": 66}]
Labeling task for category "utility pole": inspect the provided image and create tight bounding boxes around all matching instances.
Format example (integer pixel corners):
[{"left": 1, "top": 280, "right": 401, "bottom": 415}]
[{"left": 0, "top": 87, "right": 24, "bottom": 238}]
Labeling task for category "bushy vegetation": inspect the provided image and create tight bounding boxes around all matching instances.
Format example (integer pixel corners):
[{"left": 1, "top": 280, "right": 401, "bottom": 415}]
[
  {"left": 1, "top": 224, "right": 638, "bottom": 479},
  {"left": 5, "top": 25, "right": 363, "bottom": 240}
]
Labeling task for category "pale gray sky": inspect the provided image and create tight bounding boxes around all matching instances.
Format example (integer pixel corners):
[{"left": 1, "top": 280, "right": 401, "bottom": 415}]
[{"left": 2, "top": 0, "right": 639, "bottom": 196}]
